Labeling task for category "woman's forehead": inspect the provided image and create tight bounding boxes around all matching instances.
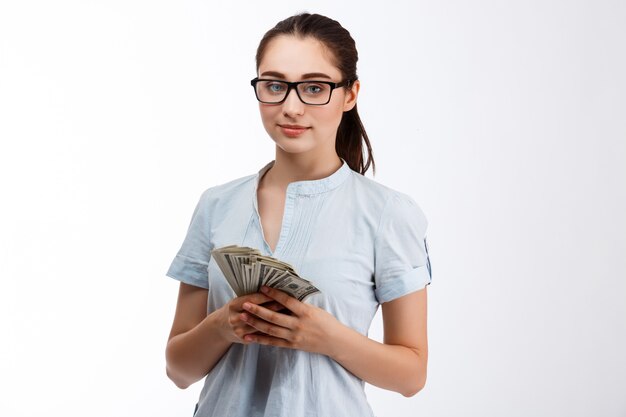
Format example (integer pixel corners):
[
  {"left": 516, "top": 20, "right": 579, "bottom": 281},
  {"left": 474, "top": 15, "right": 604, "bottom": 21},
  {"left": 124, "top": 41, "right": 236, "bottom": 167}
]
[{"left": 258, "top": 35, "right": 341, "bottom": 80}]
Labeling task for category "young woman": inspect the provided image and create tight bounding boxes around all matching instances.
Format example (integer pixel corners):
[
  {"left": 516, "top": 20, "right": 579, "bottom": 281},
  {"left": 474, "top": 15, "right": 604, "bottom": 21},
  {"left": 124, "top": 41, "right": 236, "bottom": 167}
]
[{"left": 165, "top": 13, "right": 432, "bottom": 417}]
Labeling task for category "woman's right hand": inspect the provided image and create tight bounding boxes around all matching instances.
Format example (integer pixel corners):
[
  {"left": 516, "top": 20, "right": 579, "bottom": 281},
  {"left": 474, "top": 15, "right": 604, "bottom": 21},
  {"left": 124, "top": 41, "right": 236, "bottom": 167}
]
[{"left": 216, "top": 293, "right": 284, "bottom": 344}]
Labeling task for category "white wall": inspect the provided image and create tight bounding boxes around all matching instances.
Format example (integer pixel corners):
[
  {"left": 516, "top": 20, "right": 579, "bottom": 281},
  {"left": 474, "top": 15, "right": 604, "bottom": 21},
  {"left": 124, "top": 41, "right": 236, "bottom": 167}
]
[{"left": 1, "top": 1, "right": 624, "bottom": 416}]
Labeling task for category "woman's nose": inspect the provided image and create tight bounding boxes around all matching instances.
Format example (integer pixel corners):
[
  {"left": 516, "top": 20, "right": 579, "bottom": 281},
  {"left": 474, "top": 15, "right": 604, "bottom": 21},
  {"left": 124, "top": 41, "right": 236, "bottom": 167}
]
[{"left": 282, "top": 88, "right": 305, "bottom": 117}]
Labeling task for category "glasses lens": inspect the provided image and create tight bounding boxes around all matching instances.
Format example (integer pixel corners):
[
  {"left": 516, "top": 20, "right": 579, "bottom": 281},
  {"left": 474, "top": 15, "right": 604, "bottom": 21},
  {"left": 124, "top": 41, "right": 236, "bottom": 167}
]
[
  {"left": 297, "top": 82, "right": 332, "bottom": 105},
  {"left": 255, "top": 80, "right": 289, "bottom": 103}
]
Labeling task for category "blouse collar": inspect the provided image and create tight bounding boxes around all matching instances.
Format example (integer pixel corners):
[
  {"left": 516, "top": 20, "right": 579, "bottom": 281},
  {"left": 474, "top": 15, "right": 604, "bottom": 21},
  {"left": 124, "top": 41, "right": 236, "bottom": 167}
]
[{"left": 254, "top": 157, "right": 352, "bottom": 196}]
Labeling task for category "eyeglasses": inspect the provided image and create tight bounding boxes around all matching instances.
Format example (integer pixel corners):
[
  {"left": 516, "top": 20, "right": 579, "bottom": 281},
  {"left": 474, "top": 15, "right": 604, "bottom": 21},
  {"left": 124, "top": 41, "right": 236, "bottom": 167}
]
[{"left": 250, "top": 77, "right": 352, "bottom": 105}]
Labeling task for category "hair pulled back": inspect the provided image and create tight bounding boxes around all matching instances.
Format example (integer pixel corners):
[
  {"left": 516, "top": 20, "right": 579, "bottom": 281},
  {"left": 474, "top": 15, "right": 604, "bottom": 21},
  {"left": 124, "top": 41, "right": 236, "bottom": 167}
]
[{"left": 255, "top": 13, "right": 375, "bottom": 176}]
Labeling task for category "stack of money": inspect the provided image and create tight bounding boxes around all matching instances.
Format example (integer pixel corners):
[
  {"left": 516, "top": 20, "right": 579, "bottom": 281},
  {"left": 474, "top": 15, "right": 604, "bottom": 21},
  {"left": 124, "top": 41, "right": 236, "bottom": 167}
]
[{"left": 210, "top": 245, "right": 320, "bottom": 301}]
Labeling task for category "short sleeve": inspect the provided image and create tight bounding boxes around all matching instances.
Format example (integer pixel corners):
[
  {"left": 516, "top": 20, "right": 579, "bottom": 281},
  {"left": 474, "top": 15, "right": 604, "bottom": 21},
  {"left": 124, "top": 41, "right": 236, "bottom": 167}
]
[
  {"left": 373, "top": 192, "right": 432, "bottom": 303},
  {"left": 165, "top": 189, "right": 213, "bottom": 289}
]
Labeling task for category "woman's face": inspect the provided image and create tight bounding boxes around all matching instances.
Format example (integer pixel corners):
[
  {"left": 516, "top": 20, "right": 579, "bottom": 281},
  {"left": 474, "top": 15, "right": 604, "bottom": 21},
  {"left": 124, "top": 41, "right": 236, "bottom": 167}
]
[{"left": 256, "top": 35, "right": 359, "bottom": 158}]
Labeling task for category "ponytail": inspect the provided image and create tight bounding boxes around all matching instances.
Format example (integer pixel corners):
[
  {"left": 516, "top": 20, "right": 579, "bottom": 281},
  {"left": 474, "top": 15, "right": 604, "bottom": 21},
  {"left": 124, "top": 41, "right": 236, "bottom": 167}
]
[{"left": 336, "top": 103, "right": 375, "bottom": 175}]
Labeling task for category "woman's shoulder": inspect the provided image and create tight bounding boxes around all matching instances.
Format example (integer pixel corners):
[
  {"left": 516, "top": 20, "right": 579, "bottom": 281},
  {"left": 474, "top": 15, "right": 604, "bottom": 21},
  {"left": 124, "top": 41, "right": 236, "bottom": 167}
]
[
  {"left": 349, "top": 171, "right": 424, "bottom": 210},
  {"left": 350, "top": 173, "right": 429, "bottom": 236}
]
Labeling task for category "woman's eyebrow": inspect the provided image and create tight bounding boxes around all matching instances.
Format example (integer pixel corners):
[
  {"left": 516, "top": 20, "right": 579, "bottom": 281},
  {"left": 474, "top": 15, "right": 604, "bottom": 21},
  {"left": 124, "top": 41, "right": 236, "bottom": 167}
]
[{"left": 260, "top": 71, "right": 333, "bottom": 80}]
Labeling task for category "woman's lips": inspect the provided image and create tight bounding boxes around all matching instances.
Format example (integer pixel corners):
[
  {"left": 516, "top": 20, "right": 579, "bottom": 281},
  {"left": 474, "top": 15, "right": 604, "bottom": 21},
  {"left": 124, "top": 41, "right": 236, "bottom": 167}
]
[{"left": 279, "top": 124, "right": 310, "bottom": 138}]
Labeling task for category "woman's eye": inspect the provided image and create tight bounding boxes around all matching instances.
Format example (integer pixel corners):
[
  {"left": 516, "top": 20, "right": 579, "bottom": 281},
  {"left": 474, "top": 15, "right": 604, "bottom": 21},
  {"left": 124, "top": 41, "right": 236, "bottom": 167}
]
[
  {"left": 303, "top": 83, "right": 326, "bottom": 95},
  {"left": 266, "top": 83, "right": 286, "bottom": 93}
]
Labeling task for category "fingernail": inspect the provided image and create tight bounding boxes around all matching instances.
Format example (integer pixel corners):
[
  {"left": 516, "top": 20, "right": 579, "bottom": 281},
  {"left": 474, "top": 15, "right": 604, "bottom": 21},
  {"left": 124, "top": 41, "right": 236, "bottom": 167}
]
[
  {"left": 260, "top": 286, "right": 269, "bottom": 294},
  {"left": 243, "top": 303, "right": 251, "bottom": 310}
]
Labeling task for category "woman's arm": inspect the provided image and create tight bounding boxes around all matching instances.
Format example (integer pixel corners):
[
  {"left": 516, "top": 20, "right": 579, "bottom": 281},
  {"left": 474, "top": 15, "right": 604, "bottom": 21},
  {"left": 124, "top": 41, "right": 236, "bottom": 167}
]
[
  {"left": 240, "top": 285, "right": 429, "bottom": 397},
  {"left": 330, "top": 288, "right": 428, "bottom": 396},
  {"left": 165, "top": 282, "right": 277, "bottom": 389}
]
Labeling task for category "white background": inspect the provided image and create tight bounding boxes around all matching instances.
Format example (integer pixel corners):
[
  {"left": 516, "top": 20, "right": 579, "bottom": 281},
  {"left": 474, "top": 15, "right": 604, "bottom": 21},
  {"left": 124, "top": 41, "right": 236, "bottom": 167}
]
[{"left": 1, "top": 1, "right": 625, "bottom": 416}]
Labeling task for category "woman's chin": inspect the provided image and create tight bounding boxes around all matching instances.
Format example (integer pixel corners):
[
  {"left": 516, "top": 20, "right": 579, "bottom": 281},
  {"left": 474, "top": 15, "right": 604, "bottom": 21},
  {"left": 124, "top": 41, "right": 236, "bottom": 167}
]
[{"left": 273, "top": 138, "right": 316, "bottom": 154}]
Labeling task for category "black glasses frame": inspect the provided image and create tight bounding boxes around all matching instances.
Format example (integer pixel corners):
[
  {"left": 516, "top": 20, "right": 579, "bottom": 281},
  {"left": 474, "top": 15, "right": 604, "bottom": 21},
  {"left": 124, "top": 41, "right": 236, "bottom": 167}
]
[{"left": 250, "top": 77, "right": 352, "bottom": 105}]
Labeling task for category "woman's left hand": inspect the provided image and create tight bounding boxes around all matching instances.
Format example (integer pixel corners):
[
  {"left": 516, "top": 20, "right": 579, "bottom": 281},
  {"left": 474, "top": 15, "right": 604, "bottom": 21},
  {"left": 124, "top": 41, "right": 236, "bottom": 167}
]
[{"left": 239, "top": 285, "right": 343, "bottom": 356}]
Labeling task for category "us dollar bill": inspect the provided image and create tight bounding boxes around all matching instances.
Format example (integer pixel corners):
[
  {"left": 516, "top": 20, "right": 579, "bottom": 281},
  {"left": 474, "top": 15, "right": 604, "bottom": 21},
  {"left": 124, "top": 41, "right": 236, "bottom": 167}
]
[{"left": 210, "top": 245, "right": 320, "bottom": 301}]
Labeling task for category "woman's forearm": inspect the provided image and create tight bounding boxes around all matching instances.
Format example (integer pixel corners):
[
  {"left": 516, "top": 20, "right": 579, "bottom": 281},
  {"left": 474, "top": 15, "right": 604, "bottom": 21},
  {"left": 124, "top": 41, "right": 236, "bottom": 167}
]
[
  {"left": 238, "top": 286, "right": 427, "bottom": 396},
  {"left": 327, "top": 324, "right": 427, "bottom": 397},
  {"left": 165, "top": 311, "right": 232, "bottom": 389}
]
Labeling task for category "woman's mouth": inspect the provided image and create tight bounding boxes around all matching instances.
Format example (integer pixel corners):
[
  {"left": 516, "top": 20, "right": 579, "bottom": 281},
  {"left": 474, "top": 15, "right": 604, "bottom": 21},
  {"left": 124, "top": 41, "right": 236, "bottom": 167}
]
[{"left": 279, "top": 124, "right": 310, "bottom": 138}]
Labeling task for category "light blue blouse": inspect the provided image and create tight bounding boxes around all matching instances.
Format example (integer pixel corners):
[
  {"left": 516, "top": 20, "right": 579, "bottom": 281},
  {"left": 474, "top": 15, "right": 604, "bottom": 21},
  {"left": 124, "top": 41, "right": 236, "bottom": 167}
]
[{"left": 166, "top": 158, "right": 432, "bottom": 417}]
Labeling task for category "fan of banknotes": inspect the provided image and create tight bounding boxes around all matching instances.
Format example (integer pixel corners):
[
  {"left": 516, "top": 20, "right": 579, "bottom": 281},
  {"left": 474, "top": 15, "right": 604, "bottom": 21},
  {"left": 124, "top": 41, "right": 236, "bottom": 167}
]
[{"left": 210, "top": 245, "right": 320, "bottom": 301}]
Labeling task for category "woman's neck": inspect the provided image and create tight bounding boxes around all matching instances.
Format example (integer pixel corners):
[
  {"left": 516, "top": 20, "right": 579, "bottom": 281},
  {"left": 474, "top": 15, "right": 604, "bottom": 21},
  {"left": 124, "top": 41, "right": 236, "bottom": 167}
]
[{"left": 262, "top": 148, "right": 343, "bottom": 190}]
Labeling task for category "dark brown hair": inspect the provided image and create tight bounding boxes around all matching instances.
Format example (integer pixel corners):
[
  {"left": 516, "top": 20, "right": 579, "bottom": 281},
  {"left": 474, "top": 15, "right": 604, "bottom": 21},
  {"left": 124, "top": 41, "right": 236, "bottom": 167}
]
[{"left": 255, "top": 13, "right": 376, "bottom": 176}]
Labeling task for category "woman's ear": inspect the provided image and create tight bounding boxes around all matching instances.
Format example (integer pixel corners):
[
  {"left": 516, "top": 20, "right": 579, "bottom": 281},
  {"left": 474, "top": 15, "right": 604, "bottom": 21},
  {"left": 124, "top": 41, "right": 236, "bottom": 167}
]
[{"left": 343, "top": 79, "right": 360, "bottom": 112}]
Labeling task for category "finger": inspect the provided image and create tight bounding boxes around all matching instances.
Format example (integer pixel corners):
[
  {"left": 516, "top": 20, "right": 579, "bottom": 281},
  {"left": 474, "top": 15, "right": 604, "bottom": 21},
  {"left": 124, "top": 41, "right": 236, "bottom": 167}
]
[
  {"left": 235, "top": 325, "right": 267, "bottom": 343},
  {"left": 240, "top": 293, "right": 273, "bottom": 306},
  {"left": 240, "top": 325, "right": 262, "bottom": 335},
  {"left": 243, "top": 331, "right": 292, "bottom": 348},
  {"left": 240, "top": 312, "right": 292, "bottom": 340},
  {"left": 260, "top": 301, "right": 285, "bottom": 312},
  {"left": 242, "top": 302, "right": 297, "bottom": 329},
  {"left": 241, "top": 329, "right": 264, "bottom": 338},
  {"left": 260, "top": 286, "right": 306, "bottom": 316}
]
